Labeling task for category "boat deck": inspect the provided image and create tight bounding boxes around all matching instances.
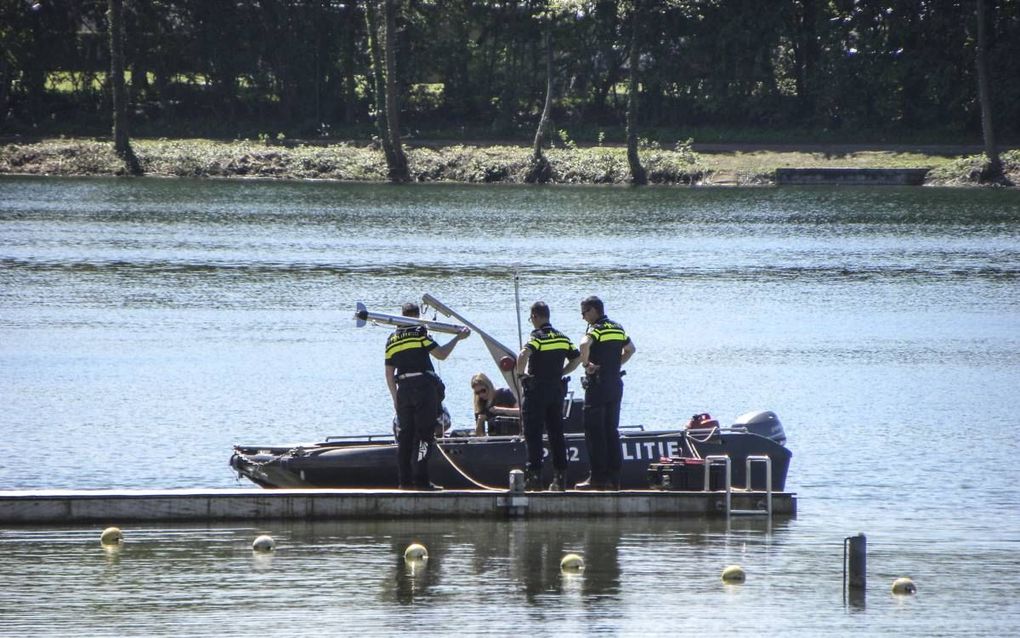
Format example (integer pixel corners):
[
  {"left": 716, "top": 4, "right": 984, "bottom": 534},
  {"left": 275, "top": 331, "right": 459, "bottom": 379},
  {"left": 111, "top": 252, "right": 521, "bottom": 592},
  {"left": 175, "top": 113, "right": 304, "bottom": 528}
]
[{"left": 0, "top": 488, "right": 796, "bottom": 524}]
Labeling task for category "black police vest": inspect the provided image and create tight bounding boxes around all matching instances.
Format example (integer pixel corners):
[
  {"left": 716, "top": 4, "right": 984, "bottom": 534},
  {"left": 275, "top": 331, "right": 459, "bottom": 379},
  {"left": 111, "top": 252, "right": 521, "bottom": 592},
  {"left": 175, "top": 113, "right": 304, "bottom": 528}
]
[
  {"left": 525, "top": 323, "right": 580, "bottom": 381},
  {"left": 384, "top": 325, "right": 437, "bottom": 376},
  {"left": 587, "top": 316, "right": 629, "bottom": 376}
]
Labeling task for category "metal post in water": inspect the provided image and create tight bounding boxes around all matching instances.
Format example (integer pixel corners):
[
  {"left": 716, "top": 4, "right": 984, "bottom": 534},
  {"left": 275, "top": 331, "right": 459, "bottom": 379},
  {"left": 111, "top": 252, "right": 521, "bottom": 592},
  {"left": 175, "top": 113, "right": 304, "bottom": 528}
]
[
  {"left": 509, "top": 469, "right": 525, "bottom": 494},
  {"left": 843, "top": 533, "right": 867, "bottom": 606},
  {"left": 505, "top": 469, "right": 528, "bottom": 518}
]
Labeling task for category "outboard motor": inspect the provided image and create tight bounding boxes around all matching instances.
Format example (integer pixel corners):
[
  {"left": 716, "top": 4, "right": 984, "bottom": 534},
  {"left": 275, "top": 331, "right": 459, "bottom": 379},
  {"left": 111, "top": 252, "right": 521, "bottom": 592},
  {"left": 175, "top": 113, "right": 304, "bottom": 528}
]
[{"left": 733, "top": 410, "right": 786, "bottom": 446}]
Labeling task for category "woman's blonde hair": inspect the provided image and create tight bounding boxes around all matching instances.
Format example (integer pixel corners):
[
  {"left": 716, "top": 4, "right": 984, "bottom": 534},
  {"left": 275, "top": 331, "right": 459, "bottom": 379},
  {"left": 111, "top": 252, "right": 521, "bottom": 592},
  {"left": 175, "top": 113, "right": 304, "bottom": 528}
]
[{"left": 470, "top": 372, "right": 496, "bottom": 415}]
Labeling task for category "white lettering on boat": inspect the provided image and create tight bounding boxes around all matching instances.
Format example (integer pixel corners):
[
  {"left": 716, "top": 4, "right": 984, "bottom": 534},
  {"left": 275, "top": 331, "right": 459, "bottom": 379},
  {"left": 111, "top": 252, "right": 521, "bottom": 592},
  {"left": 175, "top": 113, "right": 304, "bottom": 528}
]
[
  {"left": 565, "top": 440, "right": 679, "bottom": 462},
  {"left": 621, "top": 440, "right": 679, "bottom": 461}
]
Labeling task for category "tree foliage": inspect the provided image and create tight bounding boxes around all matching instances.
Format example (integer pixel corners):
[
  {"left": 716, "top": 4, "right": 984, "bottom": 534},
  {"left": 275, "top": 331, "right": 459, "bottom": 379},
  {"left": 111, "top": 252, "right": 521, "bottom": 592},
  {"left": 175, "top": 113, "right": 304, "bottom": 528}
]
[{"left": 0, "top": 0, "right": 1017, "bottom": 143}]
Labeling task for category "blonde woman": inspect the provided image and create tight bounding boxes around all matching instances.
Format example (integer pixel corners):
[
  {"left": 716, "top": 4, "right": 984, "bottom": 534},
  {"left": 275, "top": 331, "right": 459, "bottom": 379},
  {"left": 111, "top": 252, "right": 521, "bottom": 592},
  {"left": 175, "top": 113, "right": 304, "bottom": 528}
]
[{"left": 471, "top": 372, "right": 519, "bottom": 436}]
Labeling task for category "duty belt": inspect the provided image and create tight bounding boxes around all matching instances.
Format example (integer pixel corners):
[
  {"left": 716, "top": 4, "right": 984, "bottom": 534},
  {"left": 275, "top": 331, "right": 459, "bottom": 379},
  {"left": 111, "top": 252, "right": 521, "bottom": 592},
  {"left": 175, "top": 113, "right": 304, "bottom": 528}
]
[{"left": 397, "top": 371, "right": 435, "bottom": 380}]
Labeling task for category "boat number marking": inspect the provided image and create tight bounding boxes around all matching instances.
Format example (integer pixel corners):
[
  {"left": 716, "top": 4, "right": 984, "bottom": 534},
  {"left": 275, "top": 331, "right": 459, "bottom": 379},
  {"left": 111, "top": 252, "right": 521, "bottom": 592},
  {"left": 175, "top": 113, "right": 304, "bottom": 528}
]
[
  {"left": 546, "top": 441, "right": 679, "bottom": 463},
  {"left": 543, "top": 448, "right": 581, "bottom": 461}
]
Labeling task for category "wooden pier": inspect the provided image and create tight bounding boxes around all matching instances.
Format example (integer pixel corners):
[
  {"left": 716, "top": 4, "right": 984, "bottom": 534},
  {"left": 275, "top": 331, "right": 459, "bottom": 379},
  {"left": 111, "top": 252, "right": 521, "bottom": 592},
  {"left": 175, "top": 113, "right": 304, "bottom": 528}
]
[
  {"left": 0, "top": 488, "right": 796, "bottom": 524},
  {"left": 776, "top": 167, "right": 930, "bottom": 185}
]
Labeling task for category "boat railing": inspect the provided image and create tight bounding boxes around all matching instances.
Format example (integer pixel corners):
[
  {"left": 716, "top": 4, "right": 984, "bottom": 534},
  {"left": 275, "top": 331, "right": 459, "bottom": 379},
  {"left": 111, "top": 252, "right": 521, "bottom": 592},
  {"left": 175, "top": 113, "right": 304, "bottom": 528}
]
[
  {"left": 319, "top": 423, "right": 725, "bottom": 445},
  {"left": 441, "top": 432, "right": 523, "bottom": 442},
  {"left": 323, "top": 433, "right": 396, "bottom": 444},
  {"left": 618, "top": 424, "right": 647, "bottom": 433}
]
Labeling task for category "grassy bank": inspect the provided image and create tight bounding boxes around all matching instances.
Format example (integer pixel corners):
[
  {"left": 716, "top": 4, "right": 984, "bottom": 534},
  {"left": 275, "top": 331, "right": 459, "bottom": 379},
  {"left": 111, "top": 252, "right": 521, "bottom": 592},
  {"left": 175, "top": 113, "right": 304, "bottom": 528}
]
[{"left": 1, "top": 138, "right": 1017, "bottom": 186}]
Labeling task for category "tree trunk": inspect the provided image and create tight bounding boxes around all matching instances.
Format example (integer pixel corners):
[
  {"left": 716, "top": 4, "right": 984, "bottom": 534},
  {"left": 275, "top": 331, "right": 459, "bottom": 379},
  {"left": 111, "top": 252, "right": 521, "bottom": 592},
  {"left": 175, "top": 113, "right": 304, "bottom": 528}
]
[
  {"left": 440, "top": 3, "right": 472, "bottom": 119},
  {"left": 625, "top": 2, "right": 647, "bottom": 186},
  {"left": 383, "top": 0, "right": 409, "bottom": 182},
  {"left": 0, "top": 57, "right": 10, "bottom": 124},
  {"left": 793, "top": 0, "right": 819, "bottom": 122},
  {"left": 340, "top": 5, "right": 359, "bottom": 124},
  {"left": 975, "top": 0, "right": 1004, "bottom": 183},
  {"left": 365, "top": 0, "right": 408, "bottom": 183},
  {"left": 109, "top": 0, "right": 142, "bottom": 175},
  {"left": 584, "top": 0, "right": 621, "bottom": 124},
  {"left": 365, "top": 1, "right": 396, "bottom": 166},
  {"left": 526, "top": 19, "right": 554, "bottom": 184},
  {"left": 491, "top": 1, "right": 518, "bottom": 135},
  {"left": 23, "top": 11, "right": 46, "bottom": 123}
]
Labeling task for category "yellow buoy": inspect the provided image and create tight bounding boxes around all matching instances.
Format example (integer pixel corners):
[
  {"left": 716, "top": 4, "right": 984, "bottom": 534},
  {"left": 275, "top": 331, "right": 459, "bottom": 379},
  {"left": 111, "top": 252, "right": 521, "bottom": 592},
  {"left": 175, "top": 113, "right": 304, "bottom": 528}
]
[
  {"left": 404, "top": 543, "right": 428, "bottom": 561},
  {"left": 252, "top": 534, "right": 276, "bottom": 553},
  {"left": 891, "top": 577, "right": 917, "bottom": 595},
  {"left": 100, "top": 527, "right": 123, "bottom": 546},
  {"left": 721, "top": 565, "right": 746, "bottom": 583},
  {"left": 560, "top": 553, "right": 584, "bottom": 571}
]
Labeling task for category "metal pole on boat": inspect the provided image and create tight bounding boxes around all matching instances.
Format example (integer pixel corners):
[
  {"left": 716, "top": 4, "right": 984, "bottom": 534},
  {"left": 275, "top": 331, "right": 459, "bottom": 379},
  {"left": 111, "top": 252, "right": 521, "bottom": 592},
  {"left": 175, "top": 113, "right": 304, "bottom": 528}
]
[
  {"left": 513, "top": 268, "right": 524, "bottom": 351},
  {"left": 354, "top": 302, "right": 466, "bottom": 334},
  {"left": 421, "top": 293, "right": 524, "bottom": 401}
]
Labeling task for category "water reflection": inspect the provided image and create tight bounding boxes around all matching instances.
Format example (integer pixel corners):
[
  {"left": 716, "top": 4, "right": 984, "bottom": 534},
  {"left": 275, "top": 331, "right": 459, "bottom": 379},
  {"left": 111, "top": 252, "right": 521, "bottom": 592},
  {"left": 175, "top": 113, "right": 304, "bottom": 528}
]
[
  {"left": 237, "top": 516, "right": 791, "bottom": 610},
  {"left": 0, "top": 490, "right": 1007, "bottom": 635}
]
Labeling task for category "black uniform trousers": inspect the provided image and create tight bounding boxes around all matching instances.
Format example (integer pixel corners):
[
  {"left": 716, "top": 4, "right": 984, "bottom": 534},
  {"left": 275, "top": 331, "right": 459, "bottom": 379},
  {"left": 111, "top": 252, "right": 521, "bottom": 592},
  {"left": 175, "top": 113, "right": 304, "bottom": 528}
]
[
  {"left": 395, "top": 375, "right": 439, "bottom": 488},
  {"left": 521, "top": 380, "right": 568, "bottom": 474},
  {"left": 582, "top": 375, "right": 624, "bottom": 486}
]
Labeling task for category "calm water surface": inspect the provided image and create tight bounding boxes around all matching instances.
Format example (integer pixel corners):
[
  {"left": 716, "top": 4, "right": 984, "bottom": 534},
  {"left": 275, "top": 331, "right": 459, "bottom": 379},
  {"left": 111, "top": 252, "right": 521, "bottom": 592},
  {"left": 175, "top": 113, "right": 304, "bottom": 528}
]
[{"left": 1, "top": 176, "right": 1019, "bottom": 635}]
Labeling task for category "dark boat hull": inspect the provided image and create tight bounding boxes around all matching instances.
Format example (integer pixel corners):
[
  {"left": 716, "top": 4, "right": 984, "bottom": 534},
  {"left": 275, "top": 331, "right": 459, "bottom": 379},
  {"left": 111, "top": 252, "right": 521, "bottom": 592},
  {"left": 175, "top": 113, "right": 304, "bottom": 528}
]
[{"left": 231, "top": 428, "right": 791, "bottom": 491}]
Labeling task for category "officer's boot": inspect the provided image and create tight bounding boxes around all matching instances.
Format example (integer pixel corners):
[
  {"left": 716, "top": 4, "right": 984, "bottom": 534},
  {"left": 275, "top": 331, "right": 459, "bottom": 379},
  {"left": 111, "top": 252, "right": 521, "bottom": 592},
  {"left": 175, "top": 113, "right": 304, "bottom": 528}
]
[
  {"left": 524, "top": 469, "right": 543, "bottom": 492},
  {"left": 548, "top": 471, "right": 566, "bottom": 492}
]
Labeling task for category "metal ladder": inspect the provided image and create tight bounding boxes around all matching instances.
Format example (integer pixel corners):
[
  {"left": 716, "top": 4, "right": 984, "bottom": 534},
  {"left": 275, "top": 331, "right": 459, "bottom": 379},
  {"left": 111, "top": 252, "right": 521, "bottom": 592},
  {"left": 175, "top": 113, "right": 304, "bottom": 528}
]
[{"left": 703, "top": 455, "right": 773, "bottom": 518}]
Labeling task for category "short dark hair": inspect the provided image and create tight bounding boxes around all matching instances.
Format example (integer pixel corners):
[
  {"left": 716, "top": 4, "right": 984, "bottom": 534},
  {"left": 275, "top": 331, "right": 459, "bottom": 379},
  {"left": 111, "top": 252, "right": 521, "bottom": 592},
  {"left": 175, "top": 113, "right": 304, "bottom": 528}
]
[
  {"left": 581, "top": 295, "right": 604, "bottom": 315},
  {"left": 530, "top": 301, "right": 550, "bottom": 320},
  {"left": 401, "top": 302, "right": 420, "bottom": 317}
]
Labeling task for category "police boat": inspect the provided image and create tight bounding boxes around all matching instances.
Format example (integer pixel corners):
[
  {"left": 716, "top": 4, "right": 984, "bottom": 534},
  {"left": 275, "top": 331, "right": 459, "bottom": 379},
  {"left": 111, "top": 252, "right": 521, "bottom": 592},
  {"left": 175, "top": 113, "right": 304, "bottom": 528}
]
[{"left": 229, "top": 296, "right": 792, "bottom": 491}]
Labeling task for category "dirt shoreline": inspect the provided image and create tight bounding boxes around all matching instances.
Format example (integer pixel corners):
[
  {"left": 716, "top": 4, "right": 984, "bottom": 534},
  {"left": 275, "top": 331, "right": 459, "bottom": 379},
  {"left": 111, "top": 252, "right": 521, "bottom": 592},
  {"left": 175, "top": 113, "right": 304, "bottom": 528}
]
[{"left": 1, "top": 138, "right": 1016, "bottom": 187}]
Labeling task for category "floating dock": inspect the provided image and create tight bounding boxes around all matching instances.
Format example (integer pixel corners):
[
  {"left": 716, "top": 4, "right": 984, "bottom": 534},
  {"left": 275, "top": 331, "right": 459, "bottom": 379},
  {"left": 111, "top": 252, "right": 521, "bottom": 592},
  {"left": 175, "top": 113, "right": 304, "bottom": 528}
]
[
  {"left": 776, "top": 167, "right": 930, "bottom": 185},
  {"left": 0, "top": 488, "right": 796, "bottom": 524}
]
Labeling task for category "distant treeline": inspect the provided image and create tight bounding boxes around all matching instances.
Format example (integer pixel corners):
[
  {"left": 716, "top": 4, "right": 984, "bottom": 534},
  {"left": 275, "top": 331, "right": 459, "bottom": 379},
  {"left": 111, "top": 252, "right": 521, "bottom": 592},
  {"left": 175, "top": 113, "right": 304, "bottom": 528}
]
[{"left": 2, "top": 0, "right": 1018, "bottom": 141}]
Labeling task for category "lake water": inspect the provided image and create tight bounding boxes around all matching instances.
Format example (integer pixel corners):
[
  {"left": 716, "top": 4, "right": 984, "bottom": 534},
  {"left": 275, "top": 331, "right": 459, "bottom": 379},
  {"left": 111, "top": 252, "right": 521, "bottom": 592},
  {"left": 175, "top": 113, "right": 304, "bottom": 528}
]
[{"left": 1, "top": 176, "right": 1019, "bottom": 635}]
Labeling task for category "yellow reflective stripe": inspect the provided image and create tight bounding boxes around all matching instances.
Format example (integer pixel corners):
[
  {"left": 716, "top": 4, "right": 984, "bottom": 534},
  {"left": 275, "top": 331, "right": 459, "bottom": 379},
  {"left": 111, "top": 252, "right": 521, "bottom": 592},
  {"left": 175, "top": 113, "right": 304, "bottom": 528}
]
[
  {"left": 592, "top": 328, "right": 627, "bottom": 342},
  {"left": 385, "top": 337, "right": 432, "bottom": 358},
  {"left": 529, "top": 334, "right": 574, "bottom": 350},
  {"left": 534, "top": 340, "right": 572, "bottom": 351},
  {"left": 534, "top": 328, "right": 575, "bottom": 349}
]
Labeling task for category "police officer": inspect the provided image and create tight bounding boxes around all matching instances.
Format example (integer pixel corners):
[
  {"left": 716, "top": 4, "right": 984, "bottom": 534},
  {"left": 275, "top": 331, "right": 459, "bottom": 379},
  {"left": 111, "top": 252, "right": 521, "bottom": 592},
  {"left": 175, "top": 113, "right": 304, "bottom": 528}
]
[
  {"left": 577, "top": 296, "right": 636, "bottom": 490},
  {"left": 385, "top": 302, "right": 470, "bottom": 490},
  {"left": 515, "top": 302, "right": 582, "bottom": 492}
]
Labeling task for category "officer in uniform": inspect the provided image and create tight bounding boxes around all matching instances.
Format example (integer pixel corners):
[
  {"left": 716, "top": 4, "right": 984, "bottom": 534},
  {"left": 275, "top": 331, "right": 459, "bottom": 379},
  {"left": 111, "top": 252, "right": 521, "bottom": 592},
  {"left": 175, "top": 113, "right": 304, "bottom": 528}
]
[
  {"left": 385, "top": 302, "right": 470, "bottom": 490},
  {"left": 515, "top": 302, "right": 582, "bottom": 492},
  {"left": 577, "top": 296, "right": 636, "bottom": 490}
]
